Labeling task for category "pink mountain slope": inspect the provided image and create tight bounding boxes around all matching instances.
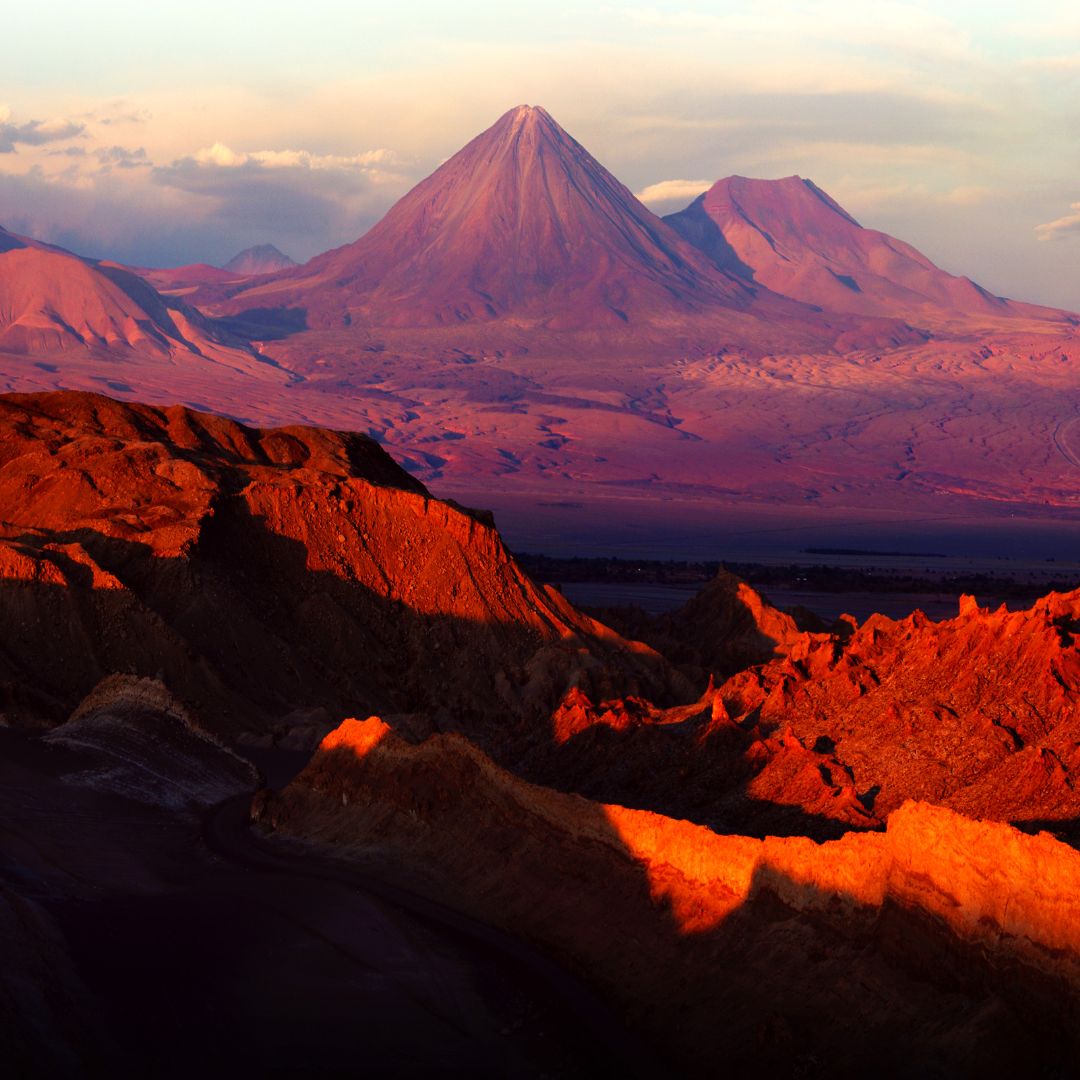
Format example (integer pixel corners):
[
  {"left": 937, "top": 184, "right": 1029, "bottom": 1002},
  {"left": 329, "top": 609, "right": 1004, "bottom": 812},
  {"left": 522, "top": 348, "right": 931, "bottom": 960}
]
[
  {"left": 665, "top": 176, "right": 1077, "bottom": 330},
  {"left": 223, "top": 106, "right": 771, "bottom": 330},
  {"left": 0, "top": 225, "right": 257, "bottom": 366}
]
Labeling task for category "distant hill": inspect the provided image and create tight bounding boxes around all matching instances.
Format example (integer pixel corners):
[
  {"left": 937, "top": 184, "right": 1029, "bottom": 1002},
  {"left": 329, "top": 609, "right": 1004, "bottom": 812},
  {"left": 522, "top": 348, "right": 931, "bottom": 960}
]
[
  {"left": 665, "top": 175, "right": 1076, "bottom": 330},
  {"left": 223, "top": 244, "right": 297, "bottom": 276},
  {"left": 0, "top": 225, "right": 246, "bottom": 360}
]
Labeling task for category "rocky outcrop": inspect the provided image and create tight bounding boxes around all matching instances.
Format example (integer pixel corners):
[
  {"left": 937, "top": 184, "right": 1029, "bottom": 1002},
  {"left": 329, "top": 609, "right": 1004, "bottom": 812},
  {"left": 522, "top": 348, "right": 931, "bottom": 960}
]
[
  {"left": 45, "top": 675, "right": 258, "bottom": 811},
  {"left": 0, "top": 390, "right": 681, "bottom": 735},
  {"left": 715, "top": 591, "right": 1080, "bottom": 831},
  {"left": 597, "top": 568, "right": 810, "bottom": 682},
  {"left": 523, "top": 585, "right": 1080, "bottom": 840},
  {"left": 258, "top": 716, "right": 1080, "bottom": 1075}
]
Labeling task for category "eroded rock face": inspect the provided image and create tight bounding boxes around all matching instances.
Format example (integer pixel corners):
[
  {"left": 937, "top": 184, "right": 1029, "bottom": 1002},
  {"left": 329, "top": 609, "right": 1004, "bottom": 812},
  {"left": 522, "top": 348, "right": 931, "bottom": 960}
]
[
  {"left": 45, "top": 675, "right": 257, "bottom": 811},
  {"left": 0, "top": 390, "right": 680, "bottom": 735},
  {"left": 510, "top": 585, "right": 1080, "bottom": 841},
  {"left": 715, "top": 592, "right": 1080, "bottom": 829},
  {"left": 596, "top": 568, "right": 810, "bottom": 682},
  {"left": 258, "top": 716, "right": 1080, "bottom": 1075}
]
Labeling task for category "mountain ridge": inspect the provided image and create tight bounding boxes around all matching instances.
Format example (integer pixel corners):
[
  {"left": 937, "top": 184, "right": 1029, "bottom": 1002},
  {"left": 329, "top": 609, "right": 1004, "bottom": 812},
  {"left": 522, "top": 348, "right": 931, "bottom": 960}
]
[
  {"left": 665, "top": 174, "right": 1077, "bottom": 329},
  {"left": 218, "top": 105, "right": 818, "bottom": 331}
]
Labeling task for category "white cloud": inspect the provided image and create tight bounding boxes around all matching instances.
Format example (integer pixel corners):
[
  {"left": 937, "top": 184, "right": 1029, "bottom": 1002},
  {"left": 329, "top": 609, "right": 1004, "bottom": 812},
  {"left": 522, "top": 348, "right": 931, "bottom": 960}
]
[
  {"left": 191, "top": 142, "right": 398, "bottom": 173},
  {"left": 1036, "top": 202, "right": 1080, "bottom": 241},
  {"left": 635, "top": 178, "right": 712, "bottom": 204},
  {"left": 194, "top": 141, "right": 247, "bottom": 168}
]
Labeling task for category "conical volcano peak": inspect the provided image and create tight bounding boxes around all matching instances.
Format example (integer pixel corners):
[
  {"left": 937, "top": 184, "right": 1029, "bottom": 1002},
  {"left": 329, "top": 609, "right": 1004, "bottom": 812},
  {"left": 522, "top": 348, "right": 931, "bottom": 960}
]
[
  {"left": 506, "top": 103, "right": 552, "bottom": 122},
  {"left": 229, "top": 102, "right": 757, "bottom": 329},
  {"left": 485, "top": 103, "right": 572, "bottom": 152}
]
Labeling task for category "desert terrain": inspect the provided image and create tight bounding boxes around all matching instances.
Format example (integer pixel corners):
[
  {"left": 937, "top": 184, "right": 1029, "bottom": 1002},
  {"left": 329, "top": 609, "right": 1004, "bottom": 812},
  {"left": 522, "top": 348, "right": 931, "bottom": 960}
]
[{"left": 3, "top": 98, "right": 1080, "bottom": 1076}]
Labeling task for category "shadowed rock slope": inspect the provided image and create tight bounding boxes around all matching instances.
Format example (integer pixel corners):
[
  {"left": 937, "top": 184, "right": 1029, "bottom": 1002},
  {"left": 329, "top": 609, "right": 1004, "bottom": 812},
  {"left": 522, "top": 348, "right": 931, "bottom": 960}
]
[
  {"left": 45, "top": 674, "right": 257, "bottom": 812},
  {"left": 0, "top": 390, "right": 679, "bottom": 736},
  {"left": 258, "top": 715, "right": 1080, "bottom": 1076}
]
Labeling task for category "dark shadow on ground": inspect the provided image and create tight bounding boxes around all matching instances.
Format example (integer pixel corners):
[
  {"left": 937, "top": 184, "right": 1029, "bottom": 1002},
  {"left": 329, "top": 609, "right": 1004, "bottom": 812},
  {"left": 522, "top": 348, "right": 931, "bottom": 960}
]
[
  {"left": 219, "top": 305, "right": 309, "bottom": 341},
  {"left": 259, "top": 732, "right": 1080, "bottom": 1077}
]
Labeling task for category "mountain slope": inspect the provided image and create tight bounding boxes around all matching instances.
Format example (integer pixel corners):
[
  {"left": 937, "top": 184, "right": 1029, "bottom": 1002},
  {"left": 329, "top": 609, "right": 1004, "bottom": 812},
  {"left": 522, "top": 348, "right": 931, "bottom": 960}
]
[
  {"left": 0, "top": 226, "right": 253, "bottom": 363},
  {"left": 224, "top": 105, "right": 768, "bottom": 330},
  {"left": 665, "top": 175, "right": 1077, "bottom": 329}
]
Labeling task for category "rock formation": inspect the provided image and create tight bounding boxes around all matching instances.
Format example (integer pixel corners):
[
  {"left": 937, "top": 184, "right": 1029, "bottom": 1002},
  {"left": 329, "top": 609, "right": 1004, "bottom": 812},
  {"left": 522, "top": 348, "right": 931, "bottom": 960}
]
[
  {"left": 258, "top": 715, "right": 1080, "bottom": 1075},
  {"left": 0, "top": 390, "right": 679, "bottom": 736},
  {"left": 45, "top": 675, "right": 258, "bottom": 811}
]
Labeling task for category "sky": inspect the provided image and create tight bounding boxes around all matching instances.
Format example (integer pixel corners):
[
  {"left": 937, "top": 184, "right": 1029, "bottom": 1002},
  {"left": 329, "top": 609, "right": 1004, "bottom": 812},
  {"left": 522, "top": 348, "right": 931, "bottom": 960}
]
[{"left": 3, "top": 0, "right": 1079, "bottom": 308}]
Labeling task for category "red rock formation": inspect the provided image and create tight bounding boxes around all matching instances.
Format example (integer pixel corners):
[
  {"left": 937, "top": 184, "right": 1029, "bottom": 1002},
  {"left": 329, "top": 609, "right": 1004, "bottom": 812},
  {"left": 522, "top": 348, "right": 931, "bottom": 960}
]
[
  {"left": 0, "top": 390, "right": 679, "bottom": 734},
  {"left": 716, "top": 591, "right": 1080, "bottom": 831},
  {"left": 492, "top": 582, "right": 1080, "bottom": 842},
  {"left": 258, "top": 716, "right": 1080, "bottom": 1074},
  {"left": 596, "top": 568, "right": 809, "bottom": 682}
]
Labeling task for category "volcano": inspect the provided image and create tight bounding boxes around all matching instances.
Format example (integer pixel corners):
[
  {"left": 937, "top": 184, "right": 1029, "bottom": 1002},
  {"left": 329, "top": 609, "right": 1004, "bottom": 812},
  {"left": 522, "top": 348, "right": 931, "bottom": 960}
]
[
  {"left": 665, "top": 175, "right": 1076, "bottom": 329},
  {"left": 225, "top": 105, "right": 769, "bottom": 330}
]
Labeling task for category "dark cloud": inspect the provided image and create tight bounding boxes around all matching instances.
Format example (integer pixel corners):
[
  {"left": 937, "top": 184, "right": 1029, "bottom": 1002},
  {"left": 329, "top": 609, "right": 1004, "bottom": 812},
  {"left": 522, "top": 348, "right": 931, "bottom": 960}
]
[
  {"left": 0, "top": 158, "right": 393, "bottom": 269},
  {"left": 0, "top": 118, "right": 85, "bottom": 153},
  {"left": 94, "top": 145, "right": 150, "bottom": 170}
]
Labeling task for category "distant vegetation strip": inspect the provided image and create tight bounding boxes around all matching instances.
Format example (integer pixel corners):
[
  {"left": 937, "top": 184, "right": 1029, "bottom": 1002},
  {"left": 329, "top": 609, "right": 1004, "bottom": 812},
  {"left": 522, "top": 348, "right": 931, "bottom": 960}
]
[{"left": 516, "top": 552, "right": 1075, "bottom": 602}]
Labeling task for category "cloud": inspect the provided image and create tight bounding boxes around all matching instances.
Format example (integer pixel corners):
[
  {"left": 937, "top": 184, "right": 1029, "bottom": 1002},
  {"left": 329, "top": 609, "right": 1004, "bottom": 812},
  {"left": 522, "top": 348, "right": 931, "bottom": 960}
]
[
  {"left": 193, "top": 142, "right": 247, "bottom": 168},
  {"left": 1036, "top": 202, "right": 1080, "bottom": 241},
  {"left": 94, "top": 145, "right": 150, "bottom": 170},
  {"left": 831, "top": 181, "right": 993, "bottom": 213},
  {"left": 0, "top": 115, "right": 85, "bottom": 153},
  {"left": 635, "top": 178, "right": 712, "bottom": 205},
  {"left": 188, "top": 142, "right": 399, "bottom": 173},
  {"left": 152, "top": 142, "right": 410, "bottom": 233}
]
